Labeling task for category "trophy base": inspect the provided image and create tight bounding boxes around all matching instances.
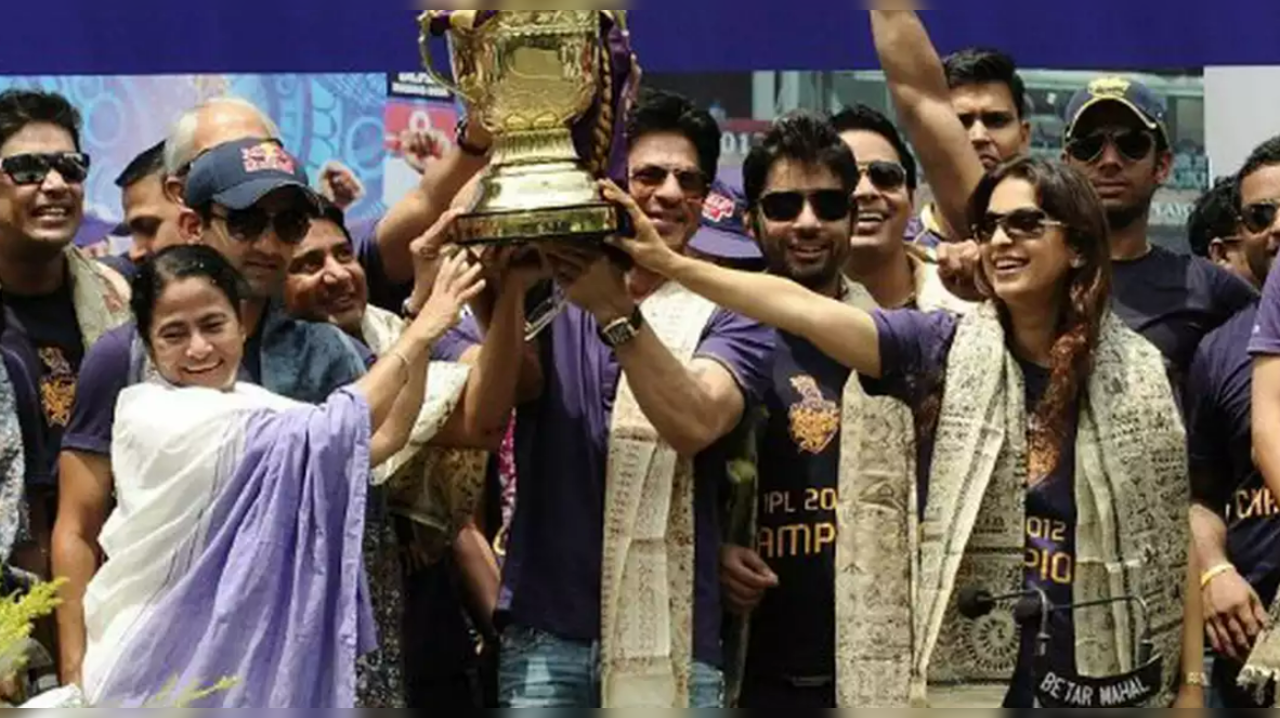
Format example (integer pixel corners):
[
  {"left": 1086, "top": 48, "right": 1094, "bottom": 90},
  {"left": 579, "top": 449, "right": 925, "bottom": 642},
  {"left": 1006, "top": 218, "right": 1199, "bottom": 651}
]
[{"left": 453, "top": 202, "right": 620, "bottom": 246}]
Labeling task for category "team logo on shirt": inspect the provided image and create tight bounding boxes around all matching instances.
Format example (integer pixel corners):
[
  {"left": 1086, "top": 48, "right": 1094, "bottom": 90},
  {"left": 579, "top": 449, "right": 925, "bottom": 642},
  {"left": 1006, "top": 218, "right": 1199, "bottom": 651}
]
[
  {"left": 37, "top": 347, "right": 76, "bottom": 427},
  {"left": 787, "top": 374, "right": 840, "bottom": 454}
]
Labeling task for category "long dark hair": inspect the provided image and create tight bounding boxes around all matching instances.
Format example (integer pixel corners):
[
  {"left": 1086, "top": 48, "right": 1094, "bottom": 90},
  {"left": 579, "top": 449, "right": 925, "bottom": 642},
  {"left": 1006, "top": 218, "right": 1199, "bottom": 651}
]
[
  {"left": 922, "top": 158, "right": 1111, "bottom": 482},
  {"left": 131, "top": 244, "right": 244, "bottom": 345}
]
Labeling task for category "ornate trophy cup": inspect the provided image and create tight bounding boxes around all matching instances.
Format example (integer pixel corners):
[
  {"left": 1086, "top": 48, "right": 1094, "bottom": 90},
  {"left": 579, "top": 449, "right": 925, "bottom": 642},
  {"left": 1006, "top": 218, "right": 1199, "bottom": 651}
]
[{"left": 419, "top": 10, "right": 627, "bottom": 245}]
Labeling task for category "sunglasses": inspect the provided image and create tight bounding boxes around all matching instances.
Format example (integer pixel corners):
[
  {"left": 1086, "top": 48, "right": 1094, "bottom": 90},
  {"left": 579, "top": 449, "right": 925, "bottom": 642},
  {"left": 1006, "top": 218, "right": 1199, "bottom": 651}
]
[
  {"left": 974, "top": 208, "right": 1068, "bottom": 244},
  {"left": 1066, "top": 130, "right": 1155, "bottom": 164},
  {"left": 1241, "top": 200, "right": 1280, "bottom": 235},
  {"left": 628, "top": 165, "right": 709, "bottom": 196},
  {"left": 859, "top": 161, "right": 908, "bottom": 192},
  {"left": 210, "top": 206, "right": 312, "bottom": 245},
  {"left": 1, "top": 152, "right": 90, "bottom": 185},
  {"left": 759, "top": 189, "right": 852, "bottom": 223}
]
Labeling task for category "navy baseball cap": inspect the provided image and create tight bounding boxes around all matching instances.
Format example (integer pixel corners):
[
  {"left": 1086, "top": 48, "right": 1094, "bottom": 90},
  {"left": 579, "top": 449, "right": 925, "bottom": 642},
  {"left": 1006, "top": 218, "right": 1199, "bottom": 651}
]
[
  {"left": 185, "top": 138, "right": 314, "bottom": 210},
  {"left": 688, "top": 180, "right": 762, "bottom": 262},
  {"left": 1064, "top": 76, "right": 1169, "bottom": 146}
]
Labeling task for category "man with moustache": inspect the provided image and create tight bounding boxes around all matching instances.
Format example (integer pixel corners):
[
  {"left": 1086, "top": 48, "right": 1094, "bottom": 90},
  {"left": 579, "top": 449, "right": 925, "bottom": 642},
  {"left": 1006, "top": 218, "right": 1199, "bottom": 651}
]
[
  {"left": 831, "top": 105, "right": 970, "bottom": 313},
  {"left": 435, "top": 89, "right": 775, "bottom": 708},
  {"left": 1190, "top": 137, "right": 1280, "bottom": 707}
]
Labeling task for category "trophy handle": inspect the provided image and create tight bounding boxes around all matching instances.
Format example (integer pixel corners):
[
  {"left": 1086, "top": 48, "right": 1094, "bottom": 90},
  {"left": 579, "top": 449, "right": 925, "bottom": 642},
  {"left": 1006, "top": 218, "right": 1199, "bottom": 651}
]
[{"left": 417, "top": 18, "right": 471, "bottom": 103}]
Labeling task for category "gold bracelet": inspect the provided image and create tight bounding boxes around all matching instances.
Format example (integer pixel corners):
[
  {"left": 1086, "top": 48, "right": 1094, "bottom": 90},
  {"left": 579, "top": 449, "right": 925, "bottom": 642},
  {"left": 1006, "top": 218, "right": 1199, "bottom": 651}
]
[
  {"left": 1200, "top": 563, "right": 1237, "bottom": 589},
  {"left": 1184, "top": 671, "right": 1207, "bottom": 687}
]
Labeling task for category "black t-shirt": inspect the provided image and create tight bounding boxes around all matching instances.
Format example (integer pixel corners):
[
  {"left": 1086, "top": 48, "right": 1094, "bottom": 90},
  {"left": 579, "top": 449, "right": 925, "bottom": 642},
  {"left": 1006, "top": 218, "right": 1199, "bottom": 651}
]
[
  {"left": 1110, "top": 245, "right": 1257, "bottom": 392},
  {"left": 746, "top": 329, "right": 850, "bottom": 680},
  {"left": 1, "top": 282, "right": 84, "bottom": 488}
]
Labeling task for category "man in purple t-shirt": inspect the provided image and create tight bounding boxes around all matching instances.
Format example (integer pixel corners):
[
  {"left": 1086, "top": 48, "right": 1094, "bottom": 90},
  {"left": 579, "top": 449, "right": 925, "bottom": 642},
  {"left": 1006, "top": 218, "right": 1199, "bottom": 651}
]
[{"left": 435, "top": 90, "right": 774, "bottom": 708}]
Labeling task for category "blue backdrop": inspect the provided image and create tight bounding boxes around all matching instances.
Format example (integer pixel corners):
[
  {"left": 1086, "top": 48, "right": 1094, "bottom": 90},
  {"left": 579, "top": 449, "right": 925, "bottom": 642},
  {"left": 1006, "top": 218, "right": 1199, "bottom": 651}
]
[{"left": 4, "top": 1, "right": 1279, "bottom": 76}]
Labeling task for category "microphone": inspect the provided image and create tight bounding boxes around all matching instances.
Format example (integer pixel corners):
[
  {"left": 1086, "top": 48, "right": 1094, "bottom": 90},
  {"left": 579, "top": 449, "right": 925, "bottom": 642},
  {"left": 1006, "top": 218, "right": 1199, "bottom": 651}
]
[
  {"left": 958, "top": 585, "right": 1053, "bottom": 657},
  {"left": 1013, "top": 593, "right": 1155, "bottom": 666}
]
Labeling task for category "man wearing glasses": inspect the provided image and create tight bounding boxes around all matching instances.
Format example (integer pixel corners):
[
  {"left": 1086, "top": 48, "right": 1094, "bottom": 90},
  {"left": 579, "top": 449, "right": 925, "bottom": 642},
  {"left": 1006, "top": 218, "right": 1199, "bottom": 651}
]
[
  {"left": 1061, "top": 77, "right": 1256, "bottom": 384},
  {"left": 831, "top": 105, "right": 970, "bottom": 314},
  {"left": 433, "top": 89, "right": 774, "bottom": 708},
  {"left": 53, "top": 138, "right": 369, "bottom": 688}
]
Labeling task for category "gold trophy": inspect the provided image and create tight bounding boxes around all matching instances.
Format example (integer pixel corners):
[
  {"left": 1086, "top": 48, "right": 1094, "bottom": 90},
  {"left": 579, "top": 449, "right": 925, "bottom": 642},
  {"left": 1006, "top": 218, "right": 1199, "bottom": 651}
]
[{"left": 419, "top": 10, "right": 622, "bottom": 245}]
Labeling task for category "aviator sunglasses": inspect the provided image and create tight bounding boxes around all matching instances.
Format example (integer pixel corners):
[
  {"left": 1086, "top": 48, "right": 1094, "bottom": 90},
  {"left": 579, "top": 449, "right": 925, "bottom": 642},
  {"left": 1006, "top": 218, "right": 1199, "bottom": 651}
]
[
  {"left": 1066, "top": 129, "right": 1155, "bottom": 164},
  {"left": 973, "top": 208, "right": 1068, "bottom": 243},
  {"left": 1241, "top": 200, "right": 1280, "bottom": 235},
  {"left": 0, "top": 152, "right": 90, "bottom": 185},
  {"left": 858, "top": 161, "right": 908, "bottom": 192}
]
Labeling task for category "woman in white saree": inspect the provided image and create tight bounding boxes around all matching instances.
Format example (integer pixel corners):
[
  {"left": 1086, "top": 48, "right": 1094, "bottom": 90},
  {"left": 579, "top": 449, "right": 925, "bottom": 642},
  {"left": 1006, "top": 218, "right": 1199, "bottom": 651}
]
[{"left": 80, "top": 243, "right": 485, "bottom": 707}]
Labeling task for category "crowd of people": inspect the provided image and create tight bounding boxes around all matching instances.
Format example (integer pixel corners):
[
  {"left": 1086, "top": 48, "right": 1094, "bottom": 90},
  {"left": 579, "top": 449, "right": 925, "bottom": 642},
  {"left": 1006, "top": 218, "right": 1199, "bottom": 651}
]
[{"left": 2, "top": 7, "right": 1280, "bottom": 709}]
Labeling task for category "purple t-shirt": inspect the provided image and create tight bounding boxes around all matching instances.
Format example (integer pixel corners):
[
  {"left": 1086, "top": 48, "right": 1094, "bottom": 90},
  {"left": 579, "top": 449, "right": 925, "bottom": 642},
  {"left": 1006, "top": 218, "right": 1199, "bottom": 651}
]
[
  {"left": 1249, "top": 263, "right": 1280, "bottom": 358},
  {"left": 860, "top": 309, "right": 1077, "bottom": 708},
  {"left": 1190, "top": 303, "right": 1280, "bottom": 605},
  {"left": 351, "top": 218, "right": 412, "bottom": 314},
  {"left": 2, "top": 282, "right": 85, "bottom": 487},
  {"left": 1111, "top": 245, "right": 1256, "bottom": 388},
  {"left": 434, "top": 300, "right": 775, "bottom": 667}
]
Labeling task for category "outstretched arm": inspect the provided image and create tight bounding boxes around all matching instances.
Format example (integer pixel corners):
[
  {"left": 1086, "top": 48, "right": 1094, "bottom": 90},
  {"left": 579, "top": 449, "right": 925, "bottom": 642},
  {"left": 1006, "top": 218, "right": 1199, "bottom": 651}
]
[
  {"left": 602, "top": 181, "right": 884, "bottom": 378},
  {"left": 869, "top": 9, "right": 987, "bottom": 240}
]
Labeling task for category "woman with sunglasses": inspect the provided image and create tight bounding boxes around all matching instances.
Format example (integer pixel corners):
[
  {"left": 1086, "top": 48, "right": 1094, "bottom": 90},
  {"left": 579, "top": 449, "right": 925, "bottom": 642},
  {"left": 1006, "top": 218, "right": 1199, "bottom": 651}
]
[
  {"left": 79, "top": 243, "right": 485, "bottom": 707},
  {"left": 602, "top": 157, "right": 1199, "bottom": 708}
]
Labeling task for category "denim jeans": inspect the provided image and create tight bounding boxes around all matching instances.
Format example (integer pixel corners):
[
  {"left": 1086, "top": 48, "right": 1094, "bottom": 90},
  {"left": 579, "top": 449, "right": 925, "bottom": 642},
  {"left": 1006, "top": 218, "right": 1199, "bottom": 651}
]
[{"left": 497, "top": 623, "right": 724, "bottom": 708}]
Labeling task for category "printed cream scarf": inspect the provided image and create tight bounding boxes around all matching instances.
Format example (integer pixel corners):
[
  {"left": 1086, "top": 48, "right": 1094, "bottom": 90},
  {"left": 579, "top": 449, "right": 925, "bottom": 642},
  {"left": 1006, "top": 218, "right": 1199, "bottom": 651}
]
[
  {"left": 599, "top": 280, "right": 717, "bottom": 708},
  {"left": 838, "top": 303, "right": 1187, "bottom": 707}
]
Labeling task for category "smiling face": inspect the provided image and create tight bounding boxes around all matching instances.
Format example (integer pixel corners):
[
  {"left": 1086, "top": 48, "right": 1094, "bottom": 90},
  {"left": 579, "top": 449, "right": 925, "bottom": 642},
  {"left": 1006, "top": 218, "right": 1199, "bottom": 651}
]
[
  {"left": 283, "top": 218, "right": 368, "bottom": 335},
  {"left": 626, "top": 131, "right": 709, "bottom": 251},
  {"left": 1236, "top": 163, "right": 1280, "bottom": 287},
  {"left": 839, "top": 129, "right": 912, "bottom": 259},
  {"left": 147, "top": 276, "right": 246, "bottom": 390},
  {"left": 752, "top": 158, "right": 852, "bottom": 294},
  {"left": 978, "top": 177, "right": 1080, "bottom": 311},
  {"left": 0, "top": 122, "right": 84, "bottom": 262}
]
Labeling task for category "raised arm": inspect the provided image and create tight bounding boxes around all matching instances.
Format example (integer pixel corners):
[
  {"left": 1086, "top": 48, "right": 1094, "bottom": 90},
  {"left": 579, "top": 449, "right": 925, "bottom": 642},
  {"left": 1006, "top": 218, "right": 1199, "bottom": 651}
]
[
  {"left": 52, "top": 450, "right": 113, "bottom": 687},
  {"left": 603, "top": 181, "right": 885, "bottom": 379},
  {"left": 361, "top": 249, "right": 486, "bottom": 465},
  {"left": 1253, "top": 356, "right": 1280, "bottom": 512},
  {"left": 374, "top": 124, "right": 491, "bottom": 286},
  {"left": 869, "top": 9, "right": 987, "bottom": 240}
]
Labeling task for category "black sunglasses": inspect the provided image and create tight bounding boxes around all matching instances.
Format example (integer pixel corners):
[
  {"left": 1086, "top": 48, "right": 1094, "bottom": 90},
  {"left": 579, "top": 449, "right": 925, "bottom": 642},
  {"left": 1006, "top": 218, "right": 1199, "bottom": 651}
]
[
  {"left": 1241, "top": 200, "right": 1280, "bottom": 235},
  {"left": 859, "top": 161, "right": 908, "bottom": 192},
  {"left": 210, "top": 206, "right": 312, "bottom": 245},
  {"left": 1066, "top": 129, "right": 1155, "bottom": 164},
  {"left": 1, "top": 152, "right": 90, "bottom": 185},
  {"left": 628, "top": 165, "right": 709, "bottom": 196},
  {"left": 759, "top": 189, "right": 852, "bottom": 223},
  {"left": 973, "top": 208, "right": 1068, "bottom": 244}
]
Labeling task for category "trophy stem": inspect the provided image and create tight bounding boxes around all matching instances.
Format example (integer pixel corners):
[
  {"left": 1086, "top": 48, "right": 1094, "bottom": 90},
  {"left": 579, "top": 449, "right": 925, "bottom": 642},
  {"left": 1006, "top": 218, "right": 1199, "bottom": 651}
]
[{"left": 491, "top": 129, "right": 582, "bottom": 168}]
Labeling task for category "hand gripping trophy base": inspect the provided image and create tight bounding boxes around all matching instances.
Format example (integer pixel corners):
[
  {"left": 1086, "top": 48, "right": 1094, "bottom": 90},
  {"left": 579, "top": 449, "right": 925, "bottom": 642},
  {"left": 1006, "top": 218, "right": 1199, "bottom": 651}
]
[{"left": 454, "top": 128, "right": 619, "bottom": 246}]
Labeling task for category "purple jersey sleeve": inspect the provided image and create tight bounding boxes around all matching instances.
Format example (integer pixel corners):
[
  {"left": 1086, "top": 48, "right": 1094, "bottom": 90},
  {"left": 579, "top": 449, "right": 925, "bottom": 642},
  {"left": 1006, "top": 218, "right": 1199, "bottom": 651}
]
[
  {"left": 693, "top": 308, "right": 776, "bottom": 406},
  {"left": 1185, "top": 335, "right": 1230, "bottom": 508},
  {"left": 352, "top": 217, "right": 413, "bottom": 314},
  {"left": 61, "top": 324, "right": 134, "bottom": 456},
  {"left": 860, "top": 308, "right": 961, "bottom": 410},
  {"left": 1250, "top": 267, "right": 1280, "bottom": 356},
  {"left": 432, "top": 313, "right": 483, "bottom": 363}
]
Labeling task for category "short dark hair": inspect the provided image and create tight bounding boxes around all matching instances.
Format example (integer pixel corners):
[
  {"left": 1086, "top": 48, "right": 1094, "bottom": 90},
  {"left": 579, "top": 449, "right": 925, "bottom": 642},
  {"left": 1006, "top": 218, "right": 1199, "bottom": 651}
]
[
  {"left": 742, "top": 111, "right": 859, "bottom": 212},
  {"left": 1237, "top": 135, "right": 1280, "bottom": 208},
  {"left": 131, "top": 244, "right": 243, "bottom": 345},
  {"left": 943, "top": 48, "right": 1027, "bottom": 120},
  {"left": 1187, "top": 177, "right": 1240, "bottom": 257},
  {"left": 625, "top": 88, "right": 721, "bottom": 183},
  {"left": 115, "top": 140, "right": 167, "bottom": 189},
  {"left": 313, "top": 195, "right": 352, "bottom": 243},
  {"left": 830, "top": 105, "right": 918, "bottom": 191},
  {"left": 0, "top": 90, "right": 82, "bottom": 152}
]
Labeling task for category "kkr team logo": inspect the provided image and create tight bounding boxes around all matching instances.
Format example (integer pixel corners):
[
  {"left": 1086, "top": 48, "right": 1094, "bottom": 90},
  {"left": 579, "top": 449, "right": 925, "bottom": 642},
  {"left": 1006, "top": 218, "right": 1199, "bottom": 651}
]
[
  {"left": 787, "top": 374, "right": 840, "bottom": 455},
  {"left": 241, "top": 143, "right": 296, "bottom": 175},
  {"left": 1088, "top": 76, "right": 1132, "bottom": 99},
  {"left": 702, "top": 191, "right": 736, "bottom": 223}
]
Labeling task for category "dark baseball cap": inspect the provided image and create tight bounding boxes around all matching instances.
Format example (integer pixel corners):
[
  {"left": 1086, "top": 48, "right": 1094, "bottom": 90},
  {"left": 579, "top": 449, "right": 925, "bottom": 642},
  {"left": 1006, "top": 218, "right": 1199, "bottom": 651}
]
[
  {"left": 1064, "top": 76, "right": 1169, "bottom": 146},
  {"left": 185, "top": 138, "right": 314, "bottom": 211},
  {"left": 688, "top": 180, "right": 762, "bottom": 262}
]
